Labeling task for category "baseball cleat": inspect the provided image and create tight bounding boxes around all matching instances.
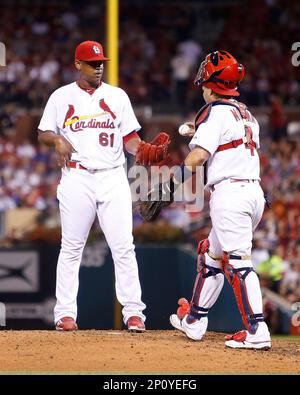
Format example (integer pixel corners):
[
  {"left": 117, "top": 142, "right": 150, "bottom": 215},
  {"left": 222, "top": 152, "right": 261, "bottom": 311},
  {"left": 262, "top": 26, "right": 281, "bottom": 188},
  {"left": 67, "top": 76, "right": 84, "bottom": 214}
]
[
  {"left": 170, "top": 314, "right": 208, "bottom": 341},
  {"left": 225, "top": 339, "right": 271, "bottom": 350},
  {"left": 224, "top": 323, "right": 271, "bottom": 350},
  {"left": 170, "top": 314, "right": 186, "bottom": 333},
  {"left": 127, "top": 316, "right": 145, "bottom": 332},
  {"left": 55, "top": 317, "right": 78, "bottom": 331}
]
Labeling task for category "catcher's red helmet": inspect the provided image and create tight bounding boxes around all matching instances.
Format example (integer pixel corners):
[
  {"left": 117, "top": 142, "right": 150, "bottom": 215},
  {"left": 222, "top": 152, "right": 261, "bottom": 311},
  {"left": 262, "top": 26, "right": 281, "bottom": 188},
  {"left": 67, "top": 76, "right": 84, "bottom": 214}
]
[{"left": 194, "top": 50, "right": 245, "bottom": 96}]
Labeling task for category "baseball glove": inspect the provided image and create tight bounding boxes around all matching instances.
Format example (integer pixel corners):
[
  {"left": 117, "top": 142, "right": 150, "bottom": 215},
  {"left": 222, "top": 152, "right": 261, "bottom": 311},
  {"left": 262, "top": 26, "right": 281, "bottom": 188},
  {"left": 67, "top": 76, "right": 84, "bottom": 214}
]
[
  {"left": 137, "top": 178, "right": 174, "bottom": 221},
  {"left": 135, "top": 131, "right": 171, "bottom": 166}
]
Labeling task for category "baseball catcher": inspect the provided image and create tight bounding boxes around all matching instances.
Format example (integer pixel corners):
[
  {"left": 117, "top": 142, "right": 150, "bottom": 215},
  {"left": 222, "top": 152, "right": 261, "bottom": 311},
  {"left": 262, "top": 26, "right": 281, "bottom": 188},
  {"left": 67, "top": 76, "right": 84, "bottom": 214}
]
[{"left": 167, "top": 50, "right": 271, "bottom": 350}]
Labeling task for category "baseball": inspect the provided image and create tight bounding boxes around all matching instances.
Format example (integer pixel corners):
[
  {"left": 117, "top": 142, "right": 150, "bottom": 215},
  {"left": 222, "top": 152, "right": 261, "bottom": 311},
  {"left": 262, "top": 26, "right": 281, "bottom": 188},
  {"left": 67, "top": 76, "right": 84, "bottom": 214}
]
[{"left": 178, "top": 124, "right": 191, "bottom": 136}]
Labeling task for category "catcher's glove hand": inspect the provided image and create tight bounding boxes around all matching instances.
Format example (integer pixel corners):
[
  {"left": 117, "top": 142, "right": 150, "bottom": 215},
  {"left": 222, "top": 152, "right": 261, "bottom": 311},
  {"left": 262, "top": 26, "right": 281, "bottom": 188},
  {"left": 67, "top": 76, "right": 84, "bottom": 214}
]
[
  {"left": 136, "top": 131, "right": 171, "bottom": 166},
  {"left": 137, "top": 178, "right": 175, "bottom": 221}
]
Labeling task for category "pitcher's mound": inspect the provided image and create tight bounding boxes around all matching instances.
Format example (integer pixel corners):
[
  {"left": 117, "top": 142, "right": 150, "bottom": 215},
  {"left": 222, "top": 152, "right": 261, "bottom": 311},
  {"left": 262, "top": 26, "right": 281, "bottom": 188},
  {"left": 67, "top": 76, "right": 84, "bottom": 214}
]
[{"left": 0, "top": 330, "right": 299, "bottom": 374}]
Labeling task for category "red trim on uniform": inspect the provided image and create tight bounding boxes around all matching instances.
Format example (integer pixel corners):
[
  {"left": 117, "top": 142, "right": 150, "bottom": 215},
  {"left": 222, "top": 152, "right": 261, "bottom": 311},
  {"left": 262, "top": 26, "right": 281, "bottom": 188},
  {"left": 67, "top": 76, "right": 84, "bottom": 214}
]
[
  {"left": 216, "top": 138, "right": 257, "bottom": 153},
  {"left": 217, "top": 139, "right": 244, "bottom": 151},
  {"left": 67, "top": 161, "right": 87, "bottom": 170},
  {"left": 123, "top": 131, "right": 139, "bottom": 144},
  {"left": 76, "top": 80, "right": 101, "bottom": 95}
]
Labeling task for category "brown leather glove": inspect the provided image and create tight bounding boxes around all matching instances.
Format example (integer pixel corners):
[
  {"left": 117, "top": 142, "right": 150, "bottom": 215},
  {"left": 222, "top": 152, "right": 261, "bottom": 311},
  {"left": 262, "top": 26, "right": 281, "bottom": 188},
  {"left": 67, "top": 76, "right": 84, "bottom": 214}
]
[
  {"left": 135, "top": 132, "right": 171, "bottom": 165},
  {"left": 137, "top": 178, "right": 174, "bottom": 221}
]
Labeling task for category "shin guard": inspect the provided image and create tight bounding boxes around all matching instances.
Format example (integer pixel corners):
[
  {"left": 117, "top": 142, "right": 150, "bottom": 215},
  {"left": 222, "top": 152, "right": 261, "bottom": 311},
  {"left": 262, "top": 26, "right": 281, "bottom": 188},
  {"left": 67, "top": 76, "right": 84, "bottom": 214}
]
[
  {"left": 187, "top": 242, "right": 224, "bottom": 323},
  {"left": 222, "top": 252, "right": 264, "bottom": 333},
  {"left": 176, "top": 239, "right": 224, "bottom": 323}
]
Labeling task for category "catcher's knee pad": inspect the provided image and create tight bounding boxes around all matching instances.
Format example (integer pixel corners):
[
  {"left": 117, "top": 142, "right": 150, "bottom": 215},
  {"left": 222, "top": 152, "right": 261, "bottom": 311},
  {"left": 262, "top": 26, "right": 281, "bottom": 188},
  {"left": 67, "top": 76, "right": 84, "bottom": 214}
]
[
  {"left": 221, "top": 252, "right": 264, "bottom": 333},
  {"left": 197, "top": 238, "right": 221, "bottom": 272}
]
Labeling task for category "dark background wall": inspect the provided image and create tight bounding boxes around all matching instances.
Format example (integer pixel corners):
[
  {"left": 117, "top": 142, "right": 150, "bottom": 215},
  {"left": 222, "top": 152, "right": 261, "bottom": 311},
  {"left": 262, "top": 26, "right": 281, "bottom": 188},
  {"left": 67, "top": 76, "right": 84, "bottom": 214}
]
[{"left": 0, "top": 243, "right": 244, "bottom": 332}]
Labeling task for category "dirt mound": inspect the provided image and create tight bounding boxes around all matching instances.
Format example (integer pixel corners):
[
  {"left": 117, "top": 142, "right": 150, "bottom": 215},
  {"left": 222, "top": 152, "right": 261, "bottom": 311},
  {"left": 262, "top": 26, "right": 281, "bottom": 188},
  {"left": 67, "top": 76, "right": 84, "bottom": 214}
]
[{"left": 0, "top": 330, "right": 299, "bottom": 374}]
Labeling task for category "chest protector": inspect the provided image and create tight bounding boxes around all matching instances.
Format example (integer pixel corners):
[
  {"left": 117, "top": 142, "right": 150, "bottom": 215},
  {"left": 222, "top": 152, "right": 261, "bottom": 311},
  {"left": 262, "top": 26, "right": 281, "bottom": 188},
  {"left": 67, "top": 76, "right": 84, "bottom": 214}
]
[{"left": 194, "top": 99, "right": 257, "bottom": 156}]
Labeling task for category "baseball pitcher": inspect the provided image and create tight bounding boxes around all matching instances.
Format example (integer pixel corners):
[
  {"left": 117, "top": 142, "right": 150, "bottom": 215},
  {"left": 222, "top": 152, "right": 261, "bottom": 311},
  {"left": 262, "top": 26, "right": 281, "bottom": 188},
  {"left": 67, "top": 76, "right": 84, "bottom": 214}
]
[{"left": 37, "top": 40, "right": 170, "bottom": 332}]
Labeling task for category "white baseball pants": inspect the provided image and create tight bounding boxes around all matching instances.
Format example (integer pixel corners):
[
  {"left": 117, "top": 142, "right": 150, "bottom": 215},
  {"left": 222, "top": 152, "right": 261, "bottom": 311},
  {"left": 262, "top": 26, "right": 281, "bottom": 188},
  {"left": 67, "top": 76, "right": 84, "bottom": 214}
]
[
  {"left": 209, "top": 180, "right": 265, "bottom": 257},
  {"left": 54, "top": 165, "right": 146, "bottom": 325},
  {"left": 194, "top": 180, "right": 265, "bottom": 315}
]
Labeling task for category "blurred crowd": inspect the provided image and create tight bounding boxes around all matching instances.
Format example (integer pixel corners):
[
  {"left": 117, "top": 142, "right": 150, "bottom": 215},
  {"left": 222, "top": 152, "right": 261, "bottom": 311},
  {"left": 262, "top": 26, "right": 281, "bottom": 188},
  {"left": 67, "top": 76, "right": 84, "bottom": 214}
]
[
  {"left": 0, "top": 0, "right": 299, "bottom": 119},
  {"left": 0, "top": 136, "right": 59, "bottom": 211},
  {"left": 218, "top": 0, "right": 300, "bottom": 107},
  {"left": 0, "top": 0, "right": 299, "bottom": 308},
  {"left": 257, "top": 138, "right": 300, "bottom": 305}
]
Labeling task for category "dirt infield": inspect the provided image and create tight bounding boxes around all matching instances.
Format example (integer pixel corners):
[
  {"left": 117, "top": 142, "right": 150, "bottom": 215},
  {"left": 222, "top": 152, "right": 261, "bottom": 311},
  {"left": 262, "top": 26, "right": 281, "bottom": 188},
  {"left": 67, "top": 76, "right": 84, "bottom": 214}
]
[{"left": 0, "top": 330, "right": 299, "bottom": 374}]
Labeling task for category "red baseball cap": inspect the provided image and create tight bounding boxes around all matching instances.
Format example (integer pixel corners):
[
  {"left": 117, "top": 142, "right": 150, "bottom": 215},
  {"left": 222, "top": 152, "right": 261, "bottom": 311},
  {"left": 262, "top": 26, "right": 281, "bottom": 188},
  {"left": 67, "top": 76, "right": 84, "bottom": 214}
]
[{"left": 75, "top": 41, "right": 110, "bottom": 61}]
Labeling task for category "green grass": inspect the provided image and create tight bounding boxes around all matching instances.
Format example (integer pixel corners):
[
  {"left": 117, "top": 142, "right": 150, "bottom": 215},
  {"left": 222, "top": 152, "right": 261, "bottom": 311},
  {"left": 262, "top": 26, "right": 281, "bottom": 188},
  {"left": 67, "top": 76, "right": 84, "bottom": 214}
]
[{"left": 272, "top": 335, "right": 300, "bottom": 342}]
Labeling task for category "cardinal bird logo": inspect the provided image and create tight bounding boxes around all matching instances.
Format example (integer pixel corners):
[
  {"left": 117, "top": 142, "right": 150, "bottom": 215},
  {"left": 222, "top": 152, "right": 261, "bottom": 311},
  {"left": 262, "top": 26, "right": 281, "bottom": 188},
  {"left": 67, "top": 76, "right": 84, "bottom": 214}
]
[
  {"left": 63, "top": 104, "right": 75, "bottom": 128},
  {"left": 99, "top": 99, "right": 116, "bottom": 119}
]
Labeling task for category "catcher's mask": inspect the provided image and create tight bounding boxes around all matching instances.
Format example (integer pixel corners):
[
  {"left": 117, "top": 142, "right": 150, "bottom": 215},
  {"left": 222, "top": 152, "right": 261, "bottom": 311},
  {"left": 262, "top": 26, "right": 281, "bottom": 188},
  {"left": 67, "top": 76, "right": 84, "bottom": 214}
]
[{"left": 194, "top": 50, "right": 245, "bottom": 97}]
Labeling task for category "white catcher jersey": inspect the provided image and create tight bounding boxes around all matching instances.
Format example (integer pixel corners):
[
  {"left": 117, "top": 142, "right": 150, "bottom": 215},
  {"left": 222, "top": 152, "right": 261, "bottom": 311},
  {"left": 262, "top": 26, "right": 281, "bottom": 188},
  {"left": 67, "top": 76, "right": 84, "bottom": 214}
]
[
  {"left": 38, "top": 82, "right": 141, "bottom": 169},
  {"left": 189, "top": 102, "right": 260, "bottom": 187}
]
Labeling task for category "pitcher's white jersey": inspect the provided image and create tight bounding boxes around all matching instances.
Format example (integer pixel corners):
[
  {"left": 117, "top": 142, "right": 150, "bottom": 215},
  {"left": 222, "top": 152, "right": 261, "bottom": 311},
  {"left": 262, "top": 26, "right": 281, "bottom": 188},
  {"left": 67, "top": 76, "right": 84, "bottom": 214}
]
[
  {"left": 38, "top": 82, "right": 141, "bottom": 170},
  {"left": 189, "top": 102, "right": 260, "bottom": 187}
]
